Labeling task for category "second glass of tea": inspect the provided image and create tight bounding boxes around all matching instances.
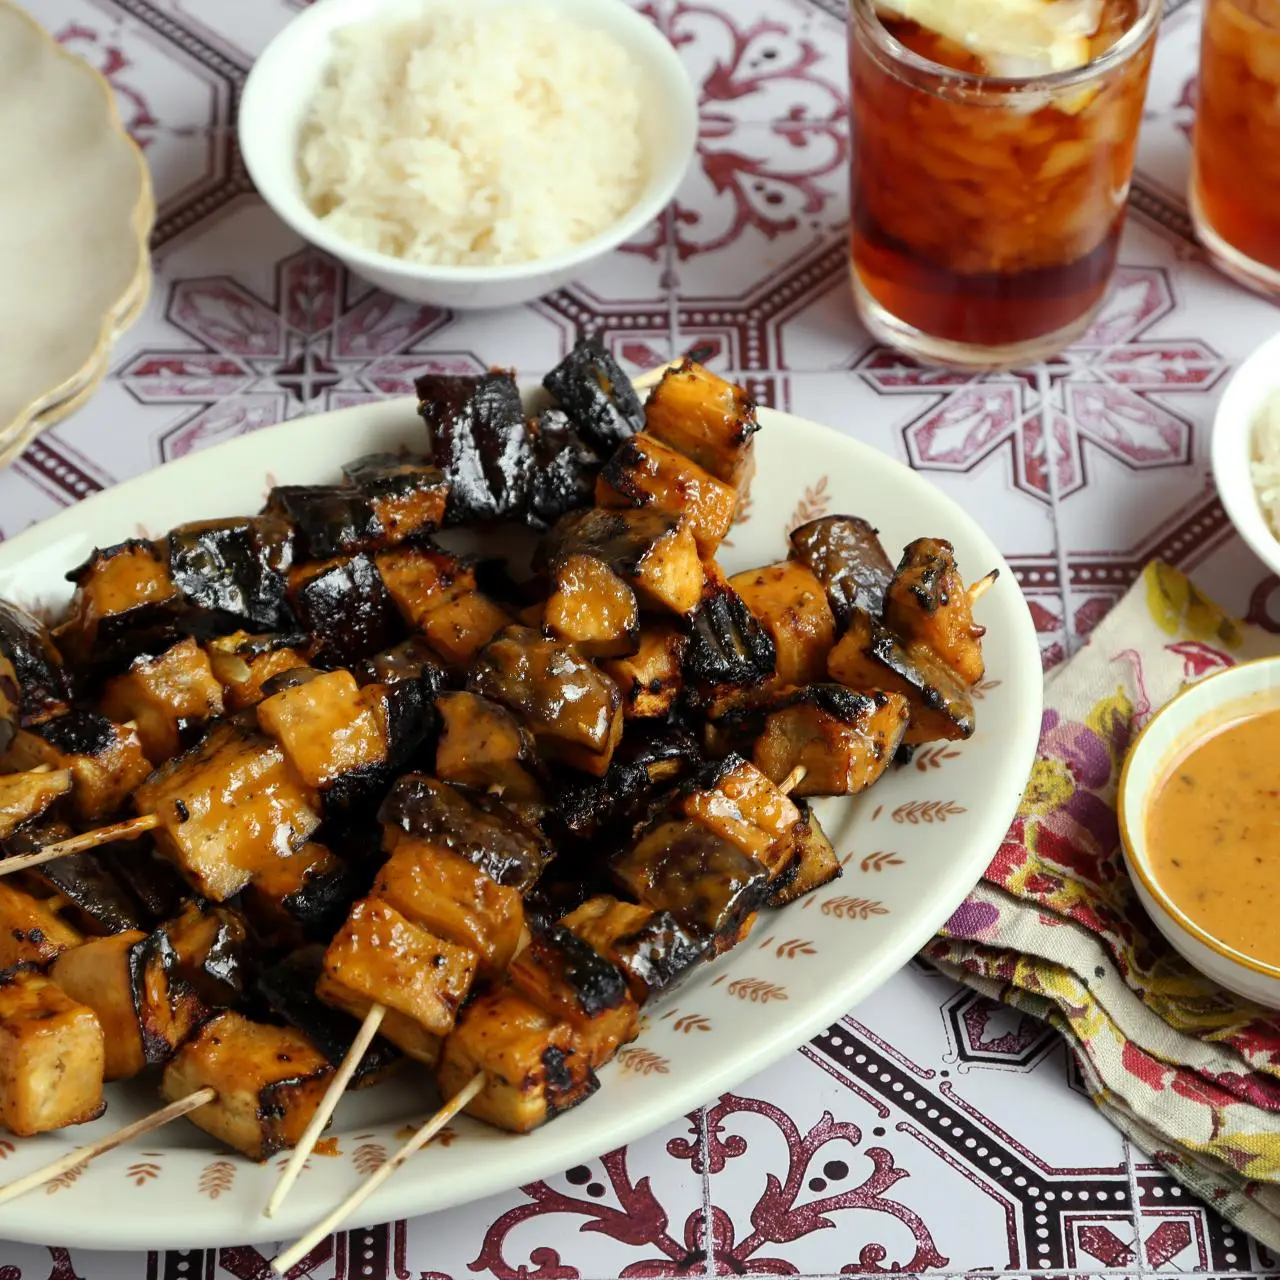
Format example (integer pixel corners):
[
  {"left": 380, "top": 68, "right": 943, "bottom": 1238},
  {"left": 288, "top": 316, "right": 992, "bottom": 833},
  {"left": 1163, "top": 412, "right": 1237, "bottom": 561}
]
[{"left": 848, "top": 0, "right": 1161, "bottom": 370}]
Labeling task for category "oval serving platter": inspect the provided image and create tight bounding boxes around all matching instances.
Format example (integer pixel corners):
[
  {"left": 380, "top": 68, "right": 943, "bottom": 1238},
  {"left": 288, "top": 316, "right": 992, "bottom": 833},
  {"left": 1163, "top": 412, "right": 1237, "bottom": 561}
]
[{"left": 0, "top": 395, "right": 1042, "bottom": 1250}]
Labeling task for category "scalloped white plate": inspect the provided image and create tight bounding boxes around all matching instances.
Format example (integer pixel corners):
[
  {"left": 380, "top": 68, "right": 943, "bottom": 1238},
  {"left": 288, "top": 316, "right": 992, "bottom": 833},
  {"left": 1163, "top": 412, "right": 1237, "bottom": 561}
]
[
  {"left": 0, "top": 396, "right": 1041, "bottom": 1250},
  {"left": 0, "top": 1, "right": 153, "bottom": 453}
]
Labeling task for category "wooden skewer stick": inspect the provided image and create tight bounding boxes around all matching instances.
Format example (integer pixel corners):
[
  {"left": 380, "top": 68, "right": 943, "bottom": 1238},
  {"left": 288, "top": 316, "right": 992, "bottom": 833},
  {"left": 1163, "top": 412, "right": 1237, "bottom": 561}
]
[
  {"left": 968, "top": 569, "right": 999, "bottom": 606},
  {"left": 778, "top": 764, "right": 807, "bottom": 796},
  {"left": 272, "top": 1072, "right": 486, "bottom": 1276},
  {"left": 0, "top": 812, "right": 158, "bottom": 877},
  {"left": 264, "top": 1004, "right": 387, "bottom": 1218},
  {"left": 0, "top": 1087, "right": 216, "bottom": 1207}
]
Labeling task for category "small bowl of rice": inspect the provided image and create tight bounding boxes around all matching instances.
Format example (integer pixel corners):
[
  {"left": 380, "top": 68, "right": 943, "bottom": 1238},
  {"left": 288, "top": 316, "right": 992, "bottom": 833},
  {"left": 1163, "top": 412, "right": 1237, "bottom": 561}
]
[
  {"left": 238, "top": 0, "right": 697, "bottom": 310},
  {"left": 1212, "top": 329, "right": 1280, "bottom": 577}
]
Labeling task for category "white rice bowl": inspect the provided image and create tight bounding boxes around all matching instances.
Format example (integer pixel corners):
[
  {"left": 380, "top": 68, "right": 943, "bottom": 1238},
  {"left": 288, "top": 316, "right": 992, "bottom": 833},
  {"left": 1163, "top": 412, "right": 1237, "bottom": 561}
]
[{"left": 299, "top": 4, "right": 646, "bottom": 268}]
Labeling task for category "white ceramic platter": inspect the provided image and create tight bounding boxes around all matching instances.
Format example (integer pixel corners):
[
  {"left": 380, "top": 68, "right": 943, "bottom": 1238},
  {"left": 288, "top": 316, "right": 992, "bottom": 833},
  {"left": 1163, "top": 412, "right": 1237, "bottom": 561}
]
[{"left": 0, "top": 397, "right": 1042, "bottom": 1250}]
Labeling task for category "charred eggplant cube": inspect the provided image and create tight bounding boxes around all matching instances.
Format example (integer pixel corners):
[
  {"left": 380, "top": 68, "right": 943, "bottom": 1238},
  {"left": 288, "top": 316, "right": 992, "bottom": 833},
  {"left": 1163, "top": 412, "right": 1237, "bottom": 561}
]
[{"left": 542, "top": 338, "right": 643, "bottom": 452}]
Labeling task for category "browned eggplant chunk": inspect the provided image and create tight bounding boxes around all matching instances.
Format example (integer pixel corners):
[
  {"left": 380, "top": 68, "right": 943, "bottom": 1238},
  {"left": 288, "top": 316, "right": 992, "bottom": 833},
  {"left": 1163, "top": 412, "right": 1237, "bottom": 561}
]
[
  {"left": 468, "top": 625, "right": 623, "bottom": 776},
  {"left": 0, "top": 881, "right": 82, "bottom": 968},
  {"left": 380, "top": 774, "right": 553, "bottom": 894},
  {"left": 343, "top": 453, "right": 450, "bottom": 544},
  {"left": 287, "top": 553, "right": 404, "bottom": 669},
  {"left": 542, "top": 337, "right": 644, "bottom": 452},
  {"left": 766, "top": 801, "right": 840, "bottom": 907},
  {"left": 17, "top": 845, "right": 145, "bottom": 937},
  {"left": 166, "top": 516, "right": 293, "bottom": 630},
  {"left": 827, "top": 609, "right": 975, "bottom": 745},
  {"left": 752, "top": 686, "right": 911, "bottom": 797},
  {"left": 0, "top": 599, "right": 70, "bottom": 730},
  {"left": 161, "top": 900, "right": 252, "bottom": 1008},
  {"left": 241, "top": 840, "right": 363, "bottom": 951},
  {"left": 526, "top": 408, "right": 602, "bottom": 531},
  {"left": 599, "top": 624, "right": 687, "bottom": 719},
  {"left": 682, "top": 562, "right": 777, "bottom": 691},
  {"left": 435, "top": 690, "right": 545, "bottom": 805},
  {"left": 789, "top": 516, "right": 894, "bottom": 627},
  {"left": 728, "top": 561, "right": 837, "bottom": 688},
  {"left": 264, "top": 484, "right": 382, "bottom": 561},
  {"left": 0, "top": 768, "right": 71, "bottom": 840},
  {"left": 541, "top": 552, "right": 641, "bottom": 659},
  {"left": 884, "top": 537, "right": 986, "bottom": 686},
  {"left": 204, "top": 630, "right": 310, "bottom": 711}
]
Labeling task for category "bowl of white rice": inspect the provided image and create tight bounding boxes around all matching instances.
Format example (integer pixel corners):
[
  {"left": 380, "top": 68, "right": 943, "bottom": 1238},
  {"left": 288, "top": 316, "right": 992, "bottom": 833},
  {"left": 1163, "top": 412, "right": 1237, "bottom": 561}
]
[
  {"left": 238, "top": 0, "right": 697, "bottom": 310},
  {"left": 1211, "top": 329, "right": 1280, "bottom": 577}
]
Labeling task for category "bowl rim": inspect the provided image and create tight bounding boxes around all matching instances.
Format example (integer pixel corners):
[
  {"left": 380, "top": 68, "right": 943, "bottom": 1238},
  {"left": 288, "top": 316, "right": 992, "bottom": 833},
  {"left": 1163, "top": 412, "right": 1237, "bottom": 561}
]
[
  {"left": 1117, "top": 653, "right": 1280, "bottom": 981},
  {"left": 1211, "top": 327, "right": 1280, "bottom": 578},
  {"left": 237, "top": 0, "right": 699, "bottom": 284}
]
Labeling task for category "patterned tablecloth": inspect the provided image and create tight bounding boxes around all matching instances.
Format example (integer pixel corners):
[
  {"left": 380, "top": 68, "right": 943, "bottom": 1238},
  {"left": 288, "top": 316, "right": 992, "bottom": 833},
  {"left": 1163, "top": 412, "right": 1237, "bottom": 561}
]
[{"left": 2, "top": 0, "right": 1277, "bottom": 1275}]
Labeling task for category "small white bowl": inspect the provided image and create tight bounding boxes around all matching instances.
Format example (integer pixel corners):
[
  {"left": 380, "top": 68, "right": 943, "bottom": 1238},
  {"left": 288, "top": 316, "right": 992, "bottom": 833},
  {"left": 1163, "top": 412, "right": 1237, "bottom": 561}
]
[
  {"left": 1118, "top": 656, "right": 1280, "bottom": 1008},
  {"left": 237, "top": 0, "right": 698, "bottom": 310},
  {"left": 1211, "top": 328, "right": 1280, "bottom": 577}
]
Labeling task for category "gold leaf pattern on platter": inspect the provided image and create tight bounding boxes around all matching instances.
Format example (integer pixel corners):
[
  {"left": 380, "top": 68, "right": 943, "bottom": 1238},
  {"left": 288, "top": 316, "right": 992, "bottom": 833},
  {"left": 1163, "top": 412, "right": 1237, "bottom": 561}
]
[
  {"left": 784, "top": 475, "right": 830, "bottom": 537},
  {"left": 774, "top": 938, "right": 817, "bottom": 959},
  {"left": 0, "top": 1138, "right": 14, "bottom": 1159},
  {"left": 198, "top": 1159, "right": 235, "bottom": 1200},
  {"left": 970, "top": 679, "right": 1002, "bottom": 700},
  {"left": 45, "top": 1160, "right": 88, "bottom": 1194},
  {"left": 672, "top": 1013, "right": 712, "bottom": 1033},
  {"left": 726, "top": 977, "right": 788, "bottom": 1003},
  {"left": 859, "top": 850, "right": 904, "bottom": 873},
  {"left": 618, "top": 1047, "right": 670, "bottom": 1075},
  {"left": 353, "top": 1142, "right": 387, "bottom": 1176},
  {"left": 914, "top": 745, "right": 960, "bottom": 772},
  {"left": 821, "top": 896, "right": 890, "bottom": 920},
  {"left": 892, "top": 799, "right": 967, "bottom": 824},
  {"left": 126, "top": 1160, "right": 161, "bottom": 1187}
]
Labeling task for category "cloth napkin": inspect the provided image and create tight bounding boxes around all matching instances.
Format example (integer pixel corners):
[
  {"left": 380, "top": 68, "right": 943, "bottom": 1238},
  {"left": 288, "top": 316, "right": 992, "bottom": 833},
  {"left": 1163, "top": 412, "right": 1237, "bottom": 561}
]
[{"left": 925, "top": 561, "right": 1280, "bottom": 1249}]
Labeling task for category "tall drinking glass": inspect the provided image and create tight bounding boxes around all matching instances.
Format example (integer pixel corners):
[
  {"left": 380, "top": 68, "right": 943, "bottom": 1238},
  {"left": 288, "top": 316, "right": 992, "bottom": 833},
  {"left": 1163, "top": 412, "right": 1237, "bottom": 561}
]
[
  {"left": 1191, "top": 0, "right": 1280, "bottom": 295},
  {"left": 848, "top": 0, "right": 1161, "bottom": 370}
]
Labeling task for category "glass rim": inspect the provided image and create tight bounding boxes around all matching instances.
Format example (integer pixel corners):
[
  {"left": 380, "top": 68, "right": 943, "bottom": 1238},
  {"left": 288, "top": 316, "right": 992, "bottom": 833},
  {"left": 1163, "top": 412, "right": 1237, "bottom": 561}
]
[{"left": 849, "top": 0, "right": 1163, "bottom": 92}]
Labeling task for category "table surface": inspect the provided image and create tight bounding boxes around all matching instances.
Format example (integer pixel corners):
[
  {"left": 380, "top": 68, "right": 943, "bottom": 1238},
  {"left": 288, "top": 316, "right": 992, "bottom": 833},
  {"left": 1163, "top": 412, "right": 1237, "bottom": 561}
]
[{"left": 3, "top": 0, "right": 1278, "bottom": 1275}]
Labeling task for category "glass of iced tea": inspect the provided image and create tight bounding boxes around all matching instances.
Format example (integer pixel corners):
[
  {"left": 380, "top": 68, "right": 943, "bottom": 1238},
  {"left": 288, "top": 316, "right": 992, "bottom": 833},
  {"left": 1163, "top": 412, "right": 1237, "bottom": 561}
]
[
  {"left": 1192, "top": 0, "right": 1280, "bottom": 294},
  {"left": 848, "top": 0, "right": 1160, "bottom": 370}
]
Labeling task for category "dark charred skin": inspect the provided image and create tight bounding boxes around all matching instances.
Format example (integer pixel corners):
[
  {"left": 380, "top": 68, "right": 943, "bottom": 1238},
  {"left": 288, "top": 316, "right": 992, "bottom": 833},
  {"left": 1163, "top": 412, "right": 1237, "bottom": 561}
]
[
  {"left": 0, "top": 600, "right": 69, "bottom": 722},
  {"left": 789, "top": 516, "right": 894, "bottom": 627},
  {"left": 341, "top": 454, "right": 450, "bottom": 543},
  {"left": 100, "top": 844, "right": 190, "bottom": 926},
  {"left": 26, "top": 709, "right": 118, "bottom": 759},
  {"left": 378, "top": 775, "right": 553, "bottom": 894},
  {"left": 127, "top": 929, "right": 207, "bottom": 1067},
  {"left": 527, "top": 924, "right": 628, "bottom": 1018},
  {"left": 255, "top": 947, "right": 403, "bottom": 1086},
  {"left": 613, "top": 910, "right": 708, "bottom": 998},
  {"left": 417, "top": 370, "right": 532, "bottom": 524},
  {"left": 166, "top": 517, "right": 294, "bottom": 631},
  {"left": 162, "top": 901, "right": 252, "bottom": 1007},
  {"left": 542, "top": 338, "right": 644, "bottom": 452},
  {"left": 354, "top": 637, "right": 445, "bottom": 768},
  {"left": 264, "top": 486, "right": 382, "bottom": 562},
  {"left": 860, "top": 612, "right": 975, "bottom": 740},
  {"left": 258, "top": 666, "right": 324, "bottom": 699},
  {"left": 524, "top": 875, "right": 598, "bottom": 936},
  {"left": 20, "top": 853, "right": 145, "bottom": 937},
  {"left": 683, "top": 575, "right": 777, "bottom": 688},
  {"left": 541, "top": 1045, "right": 600, "bottom": 1118},
  {"left": 525, "top": 408, "right": 602, "bottom": 532},
  {"left": 538, "top": 508, "right": 681, "bottom": 584},
  {"left": 287, "top": 553, "right": 405, "bottom": 669}
]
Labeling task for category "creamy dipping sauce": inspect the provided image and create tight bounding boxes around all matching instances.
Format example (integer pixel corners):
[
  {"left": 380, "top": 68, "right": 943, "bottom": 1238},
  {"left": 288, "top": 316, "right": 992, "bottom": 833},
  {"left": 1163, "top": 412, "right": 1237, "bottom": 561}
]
[{"left": 1147, "top": 699, "right": 1280, "bottom": 967}]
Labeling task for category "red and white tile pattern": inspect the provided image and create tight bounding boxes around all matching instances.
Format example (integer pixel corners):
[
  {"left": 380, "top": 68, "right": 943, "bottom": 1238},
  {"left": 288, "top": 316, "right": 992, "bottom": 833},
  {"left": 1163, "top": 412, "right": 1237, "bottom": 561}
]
[{"left": 3, "top": 0, "right": 1280, "bottom": 1275}]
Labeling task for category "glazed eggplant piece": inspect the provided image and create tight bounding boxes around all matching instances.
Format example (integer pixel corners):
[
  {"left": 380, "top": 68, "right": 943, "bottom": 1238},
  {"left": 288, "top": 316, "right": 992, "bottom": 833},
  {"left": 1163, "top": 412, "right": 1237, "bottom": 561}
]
[
  {"left": 0, "top": 599, "right": 70, "bottom": 731},
  {"left": 241, "top": 841, "right": 364, "bottom": 951},
  {"left": 0, "top": 768, "right": 72, "bottom": 840},
  {"left": 435, "top": 690, "right": 545, "bottom": 805},
  {"left": 766, "top": 801, "right": 840, "bottom": 907},
  {"left": 51, "top": 927, "right": 205, "bottom": 1080},
  {"left": 509, "top": 923, "right": 639, "bottom": 1068},
  {"left": 379, "top": 774, "right": 553, "bottom": 894},
  {"left": 256, "top": 947, "right": 403, "bottom": 1088},
  {"left": 0, "top": 880, "right": 83, "bottom": 968},
  {"left": 540, "top": 509, "right": 704, "bottom": 619},
  {"left": 526, "top": 408, "right": 602, "bottom": 531},
  {"left": 437, "top": 986, "right": 598, "bottom": 1134},
  {"left": 613, "top": 818, "right": 769, "bottom": 955},
  {"left": 0, "top": 970, "right": 105, "bottom": 1137},
  {"left": 596, "top": 433, "right": 738, "bottom": 559},
  {"left": 827, "top": 608, "right": 975, "bottom": 745},
  {"left": 599, "top": 624, "right": 687, "bottom": 719},
  {"left": 18, "top": 844, "right": 146, "bottom": 937},
  {"left": 264, "top": 485, "right": 382, "bottom": 562},
  {"left": 101, "top": 842, "right": 191, "bottom": 927},
  {"left": 287, "top": 553, "right": 404, "bottom": 669},
  {"left": 418, "top": 370, "right": 532, "bottom": 524},
  {"left": 682, "top": 563, "right": 777, "bottom": 690},
  {"left": 468, "top": 625, "right": 624, "bottom": 776},
  {"left": 541, "top": 550, "right": 641, "bottom": 659},
  {"left": 2, "top": 711, "right": 152, "bottom": 821},
  {"left": 161, "top": 1011, "right": 335, "bottom": 1162},
  {"left": 884, "top": 538, "right": 986, "bottom": 686},
  {"left": 166, "top": 516, "right": 293, "bottom": 630},
  {"left": 728, "top": 561, "right": 837, "bottom": 688},
  {"left": 342, "top": 453, "right": 450, "bottom": 544},
  {"left": 563, "top": 895, "right": 708, "bottom": 1005},
  {"left": 643, "top": 360, "right": 759, "bottom": 492},
  {"left": 752, "top": 685, "right": 910, "bottom": 798},
  {"left": 204, "top": 629, "right": 310, "bottom": 711},
  {"left": 789, "top": 516, "right": 894, "bottom": 628},
  {"left": 542, "top": 338, "right": 644, "bottom": 453},
  {"left": 99, "top": 637, "right": 226, "bottom": 764},
  {"left": 56, "top": 540, "right": 182, "bottom": 670},
  {"left": 354, "top": 636, "right": 445, "bottom": 766},
  {"left": 161, "top": 900, "right": 253, "bottom": 1008}
]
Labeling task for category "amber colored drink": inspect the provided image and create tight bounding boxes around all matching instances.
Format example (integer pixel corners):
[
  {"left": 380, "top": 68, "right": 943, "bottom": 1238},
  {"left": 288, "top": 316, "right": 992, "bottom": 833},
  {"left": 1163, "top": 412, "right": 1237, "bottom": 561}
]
[
  {"left": 848, "top": 0, "right": 1159, "bottom": 369},
  {"left": 1191, "top": 0, "right": 1280, "bottom": 293}
]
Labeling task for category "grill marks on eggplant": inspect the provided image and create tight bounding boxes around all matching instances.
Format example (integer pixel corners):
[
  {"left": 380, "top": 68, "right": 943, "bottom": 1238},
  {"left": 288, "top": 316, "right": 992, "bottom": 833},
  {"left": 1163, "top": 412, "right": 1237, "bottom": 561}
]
[
  {"left": 542, "top": 339, "right": 644, "bottom": 453},
  {"left": 788, "top": 516, "right": 894, "bottom": 629}
]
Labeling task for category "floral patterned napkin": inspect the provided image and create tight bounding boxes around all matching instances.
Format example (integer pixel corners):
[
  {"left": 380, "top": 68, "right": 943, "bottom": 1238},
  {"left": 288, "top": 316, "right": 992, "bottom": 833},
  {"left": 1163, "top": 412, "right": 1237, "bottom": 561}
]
[{"left": 926, "top": 562, "right": 1280, "bottom": 1249}]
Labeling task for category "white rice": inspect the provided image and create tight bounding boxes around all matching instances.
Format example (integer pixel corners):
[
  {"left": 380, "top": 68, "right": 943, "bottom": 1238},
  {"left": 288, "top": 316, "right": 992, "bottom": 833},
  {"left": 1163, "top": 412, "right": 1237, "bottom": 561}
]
[
  {"left": 1253, "top": 389, "right": 1280, "bottom": 536},
  {"left": 299, "top": 4, "right": 646, "bottom": 268}
]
